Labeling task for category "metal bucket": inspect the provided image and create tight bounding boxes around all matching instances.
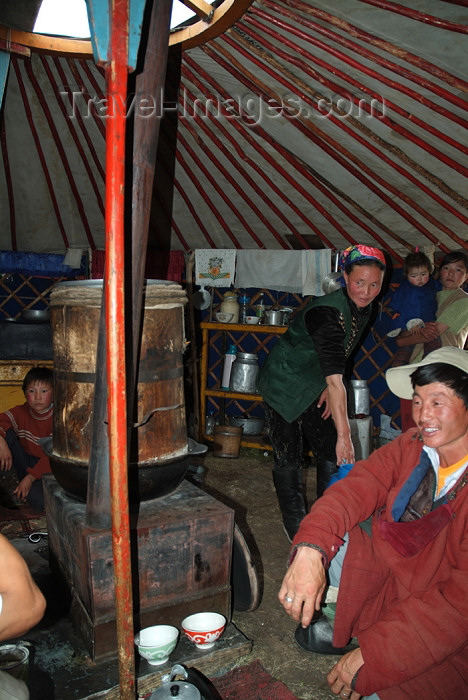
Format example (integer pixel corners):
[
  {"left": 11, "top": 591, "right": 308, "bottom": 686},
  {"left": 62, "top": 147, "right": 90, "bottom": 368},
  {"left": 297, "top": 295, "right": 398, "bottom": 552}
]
[{"left": 213, "top": 425, "right": 242, "bottom": 458}]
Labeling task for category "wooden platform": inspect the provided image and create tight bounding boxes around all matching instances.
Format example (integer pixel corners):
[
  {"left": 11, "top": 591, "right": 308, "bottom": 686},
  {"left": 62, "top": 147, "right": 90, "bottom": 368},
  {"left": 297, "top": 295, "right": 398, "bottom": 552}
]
[{"left": 26, "top": 616, "right": 251, "bottom": 700}]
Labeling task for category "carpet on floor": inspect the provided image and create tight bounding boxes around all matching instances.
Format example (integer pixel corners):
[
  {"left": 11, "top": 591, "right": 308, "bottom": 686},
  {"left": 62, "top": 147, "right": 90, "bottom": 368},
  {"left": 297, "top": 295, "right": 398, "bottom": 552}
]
[
  {"left": 140, "top": 660, "right": 299, "bottom": 700},
  {"left": 210, "top": 659, "right": 300, "bottom": 700},
  {"left": 0, "top": 503, "right": 47, "bottom": 537}
]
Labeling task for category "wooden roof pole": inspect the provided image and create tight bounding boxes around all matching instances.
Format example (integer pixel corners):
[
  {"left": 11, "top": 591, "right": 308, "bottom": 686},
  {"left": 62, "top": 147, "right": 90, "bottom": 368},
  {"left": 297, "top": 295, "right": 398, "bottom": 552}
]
[
  {"left": 105, "top": 0, "right": 135, "bottom": 697},
  {"left": 130, "top": 0, "right": 173, "bottom": 404}
]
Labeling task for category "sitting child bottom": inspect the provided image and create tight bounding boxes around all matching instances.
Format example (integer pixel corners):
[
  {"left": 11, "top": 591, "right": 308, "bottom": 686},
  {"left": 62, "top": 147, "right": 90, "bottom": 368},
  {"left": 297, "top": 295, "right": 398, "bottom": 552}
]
[{"left": 2, "top": 429, "right": 45, "bottom": 512}]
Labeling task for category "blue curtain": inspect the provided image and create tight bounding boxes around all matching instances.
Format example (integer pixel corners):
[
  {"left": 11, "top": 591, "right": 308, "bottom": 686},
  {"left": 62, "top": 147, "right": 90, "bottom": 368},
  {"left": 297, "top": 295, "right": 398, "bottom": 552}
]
[{"left": 0, "top": 251, "right": 85, "bottom": 277}]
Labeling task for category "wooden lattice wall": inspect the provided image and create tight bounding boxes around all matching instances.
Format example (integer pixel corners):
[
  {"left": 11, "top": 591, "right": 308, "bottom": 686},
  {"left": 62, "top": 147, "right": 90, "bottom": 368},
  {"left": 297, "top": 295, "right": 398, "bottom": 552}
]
[
  {"left": 0, "top": 273, "right": 67, "bottom": 320},
  {"left": 1, "top": 270, "right": 404, "bottom": 435},
  {"left": 203, "top": 280, "right": 402, "bottom": 433}
]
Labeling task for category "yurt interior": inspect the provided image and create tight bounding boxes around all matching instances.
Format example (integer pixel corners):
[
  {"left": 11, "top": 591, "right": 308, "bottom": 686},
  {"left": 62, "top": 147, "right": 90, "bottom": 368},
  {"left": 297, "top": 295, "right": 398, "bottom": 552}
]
[{"left": 0, "top": 0, "right": 466, "bottom": 698}]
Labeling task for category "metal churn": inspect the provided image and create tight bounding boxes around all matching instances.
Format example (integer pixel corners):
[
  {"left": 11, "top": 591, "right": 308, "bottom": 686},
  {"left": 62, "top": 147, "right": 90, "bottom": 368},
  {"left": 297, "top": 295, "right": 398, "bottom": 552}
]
[
  {"left": 348, "top": 379, "right": 370, "bottom": 417},
  {"left": 229, "top": 352, "right": 259, "bottom": 394}
]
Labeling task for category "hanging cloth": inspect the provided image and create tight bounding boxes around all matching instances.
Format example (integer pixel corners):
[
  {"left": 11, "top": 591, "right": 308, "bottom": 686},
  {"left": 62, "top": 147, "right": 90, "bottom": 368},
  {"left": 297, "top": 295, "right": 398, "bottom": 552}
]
[
  {"left": 195, "top": 249, "right": 237, "bottom": 287},
  {"left": 235, "top": 250, "right": 303, "bottom": 292},
  {"left": 302, "top": 249, "right": 332, "bottom": 296}
]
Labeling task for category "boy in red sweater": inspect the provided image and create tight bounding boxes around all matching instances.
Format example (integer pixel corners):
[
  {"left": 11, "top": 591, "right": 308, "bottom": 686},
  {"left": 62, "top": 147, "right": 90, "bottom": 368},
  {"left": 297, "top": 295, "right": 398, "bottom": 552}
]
[{"left": 0, "top": 367, "right": 53, "bottom": 512}]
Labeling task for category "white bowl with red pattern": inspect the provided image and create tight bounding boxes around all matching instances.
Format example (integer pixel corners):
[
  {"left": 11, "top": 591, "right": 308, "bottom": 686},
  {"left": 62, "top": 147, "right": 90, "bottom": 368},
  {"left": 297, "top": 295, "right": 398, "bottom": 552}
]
[{"left": 181, "top": 612, "right": 226, "bottom": 650}]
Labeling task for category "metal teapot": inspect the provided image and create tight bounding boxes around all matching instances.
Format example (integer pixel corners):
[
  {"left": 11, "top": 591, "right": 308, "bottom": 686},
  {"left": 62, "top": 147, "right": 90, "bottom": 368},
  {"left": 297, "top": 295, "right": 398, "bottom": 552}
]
[
  {"left": 150, "top": 664, "right": 221, "bottom": 700},
  {"left": 264, "top": 309, "right": 283, "bottom": 325}
]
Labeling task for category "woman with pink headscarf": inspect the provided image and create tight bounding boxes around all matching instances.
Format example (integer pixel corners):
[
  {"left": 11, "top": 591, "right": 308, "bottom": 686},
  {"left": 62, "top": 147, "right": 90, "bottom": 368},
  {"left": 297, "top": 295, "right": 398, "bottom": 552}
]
[{"left": 258, "top": 245, "right": 386, "bottom": 541}]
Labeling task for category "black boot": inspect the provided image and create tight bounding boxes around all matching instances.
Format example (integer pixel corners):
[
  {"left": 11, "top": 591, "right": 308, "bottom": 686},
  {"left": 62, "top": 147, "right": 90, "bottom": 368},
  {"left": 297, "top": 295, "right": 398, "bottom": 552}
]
[
  {"left": 295, "top": 614, "right": 358, "bottom": 655},
  {"left": 272, "top": 469, "right": 307, "bottom": 542},
  {"left": 0, "top": 469, "right": 22, "bottom": 509},
  {"left": 316, "top": 459, "right": 338, "bottom": 498}
]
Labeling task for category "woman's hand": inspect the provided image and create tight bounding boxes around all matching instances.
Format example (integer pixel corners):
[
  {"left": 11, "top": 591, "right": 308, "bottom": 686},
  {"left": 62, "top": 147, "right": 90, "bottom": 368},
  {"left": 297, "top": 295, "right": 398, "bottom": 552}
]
[
  {"left": 317, "top": 388, "right": 331, "bottom": 419},
  {"left": 325, "top": 375, "right": 355, "bottom": 464},
  {"left": 336, "top": 433, "right": 355, "bottom": 466},
  {"left": 327, "top": 648, "right": 364, "bottom": 700},
  {"left": 396, "top": 322, "right": 441, "bottom": 346},
  {"left": 418, "top": 322, "right": 441, "bottom": 341},
  {"left": 278, "top": 546, "right": 326, "bottom": 627},
  {"left": 14, "top": 474, "right": 35, "bottom": 501}
]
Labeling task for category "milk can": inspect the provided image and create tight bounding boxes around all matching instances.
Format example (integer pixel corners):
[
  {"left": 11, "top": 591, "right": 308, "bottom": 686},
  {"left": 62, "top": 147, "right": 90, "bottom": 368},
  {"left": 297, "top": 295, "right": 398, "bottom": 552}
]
[
  {"left": 229, "top": 352, "right": 259, "bottom": 393},
  {"left": 348, "top": 379, "right": 370, "bottom": 417}
]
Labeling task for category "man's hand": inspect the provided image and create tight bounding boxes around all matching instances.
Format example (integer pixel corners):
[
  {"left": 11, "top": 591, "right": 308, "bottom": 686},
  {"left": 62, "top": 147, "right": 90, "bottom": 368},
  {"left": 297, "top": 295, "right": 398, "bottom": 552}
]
[
  {"left": 327, "top": 648, "right": 364, "bottom": 700},
  {"left": 278, "top": 546, "right": 326, "bottom": 627}
]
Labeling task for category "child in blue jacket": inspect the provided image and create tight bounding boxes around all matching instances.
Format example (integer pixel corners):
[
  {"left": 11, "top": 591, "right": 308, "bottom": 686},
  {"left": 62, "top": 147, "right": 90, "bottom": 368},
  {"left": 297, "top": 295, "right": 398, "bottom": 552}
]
[{"left": 388, "top": 250, "right": 441, "bottom": 367}]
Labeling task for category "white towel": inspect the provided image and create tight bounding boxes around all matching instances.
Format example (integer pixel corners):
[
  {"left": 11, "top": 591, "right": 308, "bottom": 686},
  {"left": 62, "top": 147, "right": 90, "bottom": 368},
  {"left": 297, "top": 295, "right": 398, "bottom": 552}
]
[
  {"left": 195, "top": 249, "right": 237, "bottom": 287},
  {"left": 63, "top": 248, "right": 84, "bottom": 269},
  {"left": 301, "top": 249, "right": 332, "bottom": 296},
  {"left": 235, "top": 250, "right": 303, "bottom": 292},
  {"left": 235, "top": 249, "right": 332, "bottom": 296}
]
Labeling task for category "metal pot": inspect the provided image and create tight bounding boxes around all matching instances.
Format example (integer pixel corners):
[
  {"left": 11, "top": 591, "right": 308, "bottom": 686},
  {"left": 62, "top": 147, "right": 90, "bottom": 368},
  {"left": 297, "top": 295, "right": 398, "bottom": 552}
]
[
  {"left": 21, "top": 309, "right": 50, "bottom": 323},
  {"left": 321, "top": 272, "right": 342, "bottom": 295},
  {"left": 192, "top": 286, "right": 211, "bottom": 310},
  {"left": 229, "top": 415, "right": 264, "bottom": 435},
  {"left": 264, "top": 309, "right": 283, "bottom": 325},
  {"left": 150, "top": 663, "right": 220, "bottom": 700}
]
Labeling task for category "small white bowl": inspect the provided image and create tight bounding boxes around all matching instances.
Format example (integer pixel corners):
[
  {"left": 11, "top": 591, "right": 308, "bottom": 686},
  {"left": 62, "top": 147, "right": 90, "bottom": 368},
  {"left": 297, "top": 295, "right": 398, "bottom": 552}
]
[
  {"left": 181, "top": 612, "right": 226, "bottom": 650},
  {"left": 245, "top": 316, "right": 260, "bottom": 325},
  {"left": 215, "top": 312, "right": 234, "bottom": 323},
  {"left": 134, "top": 625, "right": 179, "bottom": 666}
]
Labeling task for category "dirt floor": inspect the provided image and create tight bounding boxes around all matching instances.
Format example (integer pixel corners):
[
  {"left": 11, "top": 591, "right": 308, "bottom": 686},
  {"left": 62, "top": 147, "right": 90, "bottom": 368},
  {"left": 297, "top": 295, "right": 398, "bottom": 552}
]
[
  {"left": 196, "top": 445, "right": 339, "bottom": 700},
  {"left": 1, "top": 446, "right": 341, "bottom": 700}
]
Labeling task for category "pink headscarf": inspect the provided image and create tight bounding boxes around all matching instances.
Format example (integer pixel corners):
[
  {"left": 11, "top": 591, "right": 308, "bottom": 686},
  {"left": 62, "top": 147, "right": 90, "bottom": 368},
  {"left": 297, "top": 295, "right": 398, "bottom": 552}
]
[{"left": 339, "top": 245, "right": 386, "bottom": 271}]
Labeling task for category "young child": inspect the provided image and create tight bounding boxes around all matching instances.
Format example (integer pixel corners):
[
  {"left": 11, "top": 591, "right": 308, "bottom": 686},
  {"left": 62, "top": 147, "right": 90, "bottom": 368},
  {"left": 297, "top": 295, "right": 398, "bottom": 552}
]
[
  {"left": 0, "top": 367, "right": 53, "bottom": 512},
  {"left": 388, "top": 250, "right": 442, "bottom": 367}
]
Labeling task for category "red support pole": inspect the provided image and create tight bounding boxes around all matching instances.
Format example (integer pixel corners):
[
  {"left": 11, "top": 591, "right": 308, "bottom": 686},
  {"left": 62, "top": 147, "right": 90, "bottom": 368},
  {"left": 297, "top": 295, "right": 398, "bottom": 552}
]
[{"left": 105, "top": 1, "right": 135, "bottom": 697}]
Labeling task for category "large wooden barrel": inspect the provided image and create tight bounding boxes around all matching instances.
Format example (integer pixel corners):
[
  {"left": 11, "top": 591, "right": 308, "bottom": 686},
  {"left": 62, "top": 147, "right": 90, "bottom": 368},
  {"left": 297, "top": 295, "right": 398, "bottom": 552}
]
[{"left": 48, "top": 279, "right": 189, "bottom": 501}]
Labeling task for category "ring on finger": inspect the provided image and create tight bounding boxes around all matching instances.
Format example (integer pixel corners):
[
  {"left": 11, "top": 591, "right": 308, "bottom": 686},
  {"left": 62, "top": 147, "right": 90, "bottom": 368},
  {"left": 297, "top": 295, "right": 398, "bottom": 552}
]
[
  {"left": 284, "top": 596, "right": 294, "bottom": 603},
  {"left": 341, "top": 692, "right": 350, "bottom": 698}
]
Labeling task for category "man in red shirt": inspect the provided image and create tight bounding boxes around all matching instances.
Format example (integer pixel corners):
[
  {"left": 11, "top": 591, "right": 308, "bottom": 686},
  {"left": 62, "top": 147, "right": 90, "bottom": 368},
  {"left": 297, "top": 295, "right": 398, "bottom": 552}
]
[{"left": 0, "top": 367, "right": 53, "bottom": 512}]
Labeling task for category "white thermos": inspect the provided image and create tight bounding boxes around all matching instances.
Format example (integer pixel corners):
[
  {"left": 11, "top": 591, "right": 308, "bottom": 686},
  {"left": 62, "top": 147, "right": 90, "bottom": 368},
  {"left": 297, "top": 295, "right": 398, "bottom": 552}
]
[{"left": 221, "top": 345, "right": 237, "bottom": 389}]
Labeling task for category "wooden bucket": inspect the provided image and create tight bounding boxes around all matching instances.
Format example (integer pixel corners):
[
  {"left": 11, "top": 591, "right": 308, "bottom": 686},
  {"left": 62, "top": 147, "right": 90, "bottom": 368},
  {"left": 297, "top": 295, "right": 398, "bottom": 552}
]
[
  {"left": 49, "top": 279, "right": 188, "bottom": 469},
  {"left": 213, "top": 425, "right": 242, "bottom": 458}
]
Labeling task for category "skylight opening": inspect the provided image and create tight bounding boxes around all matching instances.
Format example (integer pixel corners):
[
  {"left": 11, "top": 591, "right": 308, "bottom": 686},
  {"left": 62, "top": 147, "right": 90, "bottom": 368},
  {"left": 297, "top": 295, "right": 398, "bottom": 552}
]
[
  {"left": 33, "top": 0, "right": 200, "bottom": 39},
  {"left": 34, "top": 0, "right": 91, "bottom": 38}
]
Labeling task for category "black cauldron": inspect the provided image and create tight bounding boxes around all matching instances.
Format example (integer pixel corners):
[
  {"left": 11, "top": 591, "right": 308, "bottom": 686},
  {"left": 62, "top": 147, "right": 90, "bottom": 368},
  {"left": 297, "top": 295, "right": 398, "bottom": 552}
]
[{"left": 42, "top": 437, "right": 206, "bottom": 503}]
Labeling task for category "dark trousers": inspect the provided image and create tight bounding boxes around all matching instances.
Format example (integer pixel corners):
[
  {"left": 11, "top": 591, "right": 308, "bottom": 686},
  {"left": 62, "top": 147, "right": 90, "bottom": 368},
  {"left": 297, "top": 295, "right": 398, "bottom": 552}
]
[
  {"left": 265, "top": 401, "right": 337, "bottom": 471},
  {"left": 4, "top": 429, "right": 44, "bottom": 512}
]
